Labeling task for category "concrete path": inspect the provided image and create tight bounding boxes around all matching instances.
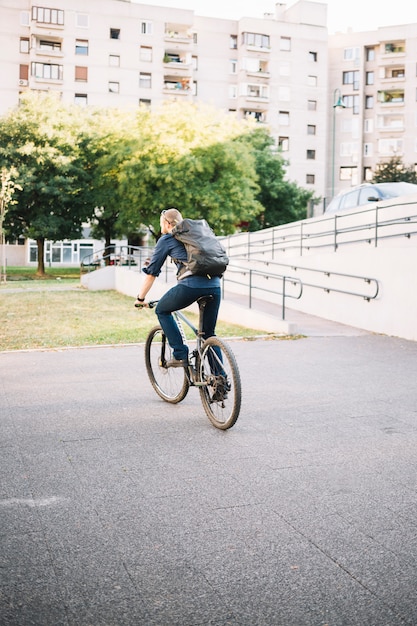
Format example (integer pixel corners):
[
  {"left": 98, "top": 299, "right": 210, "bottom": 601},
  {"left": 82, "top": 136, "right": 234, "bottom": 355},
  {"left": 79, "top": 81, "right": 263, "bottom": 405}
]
[{"left": 1, "top": 326, "right": 417, "bottom": 625}]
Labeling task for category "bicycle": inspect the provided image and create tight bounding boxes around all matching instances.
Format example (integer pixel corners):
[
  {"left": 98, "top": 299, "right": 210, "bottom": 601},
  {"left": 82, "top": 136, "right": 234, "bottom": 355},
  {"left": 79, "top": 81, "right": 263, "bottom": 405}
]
[{"left": 137, "top": 296, "right": 241, "bottom": 430}]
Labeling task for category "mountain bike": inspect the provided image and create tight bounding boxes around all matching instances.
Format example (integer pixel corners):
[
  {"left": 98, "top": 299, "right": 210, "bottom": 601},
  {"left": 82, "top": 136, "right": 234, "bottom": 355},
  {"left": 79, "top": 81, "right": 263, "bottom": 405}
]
[{"left": 137, "top": 296, "right": 241, "bottom": 430}]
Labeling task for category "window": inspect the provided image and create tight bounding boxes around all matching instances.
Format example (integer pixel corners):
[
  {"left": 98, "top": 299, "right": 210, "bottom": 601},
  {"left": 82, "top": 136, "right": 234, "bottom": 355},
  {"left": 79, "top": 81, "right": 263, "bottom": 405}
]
[
  {"left": 31, "top": 62, "right": 63, "bottom": 80},
  {"left": 229, "top": 85, "right": 237, "bottom": 99},
  {"left": 306, "top": 174, "right": 315, "bottom": 184},
  {"left": 139, "top": 99, "right": 151, "bottom": 107},
  {"left": 230, "top": 59, "right": 237, "bottom": 74},
  {"left": 363, "top": 143, "right": 373, "bottom": 157},
  {"left": 139, "top": 72, "right": 151, "bottom": 88},
  {"left": 140, "top": 46, "right": 152, "bottom": 62},
  {"left": 378, "top": 138, "right": 403, "bottom": 155},
  {"left": 343, "top": 70, "right": 359, "bottom": 89},
  {"left": 76, "top": 13, "right": 89, "bottom": 28},
  {"left": 365, "top": 95, "right": 374, "bottom": 109},
  {"left": 279, "top": 111, "right": 289, "bottom": 126},
  {"left": 109, "top": 81, "right": 119, "bottom": 93},
  {"left": 75, "top": 66, "right": 87, "bottom": 81},
  {"left": 307, "top": 125, "right": 316, "bottom": 135},
  {"left": 242, "top": 32, "right": 270, "bottom": 49},
  {"left": 75, "top": 39, "right": 88, "bottom": 55},
  {"left": 20, "top": 38, "right": 30, "bottom": 53},
  {"left": 364, "top": 167, "right": 373, "bottom": 181},
  {"left": 110, "top": 28, "right": 120, "bottom": 40},
  {"left": 192, "top": 56, "right": 198, "bottom": 70},
  {"left": 109, "top": 55, "right": 120, "bottom": 67},
  {"left": 280, "top": 37, "right": 291, "bottom": 51},
  {"left": 366, "top": 71, "right": 374, "bottom": 85},
  {"left": 339, "top": 167, "right": 357, "bottom": 182},
  {"left": 307, "top": 150, "right": 316, "bottom": 160},
  {"left": 230, "top": 35, "right": 237, "bottom": 49},
  {"left": 31, "top": 6, "right": 64, "bottom": 25},
  {"left": 308, "top": 100, "right": 317, "bottom": 111},
  {"left": 343, "top": 94, "right": 360, "bottom": 114},
  {"left": 343, "top": 47, "right": 359, "bottom": 61},
  {"left": 278, "top": 136, "right": 289, "bottom": 151},
  {"left": 141, "top": 20, "right": 152, "bottom": 35},
  {"left": 307, "top": 75, "right": 317, "bottom": 87},
  {"left": 366, "top": 47, "right": 375, "bottom": 62},
  {"left": 19, "top": 64, "right": 29, "bottom": 80},
  {"left": 39, "top": 40, "right": 61, "bottom": 52},
  {"left": 74, "top": 93, "right": 87, "bottom": 106},
  {"left": 309, "top": 51, "right": 317, "bottom": 62}
]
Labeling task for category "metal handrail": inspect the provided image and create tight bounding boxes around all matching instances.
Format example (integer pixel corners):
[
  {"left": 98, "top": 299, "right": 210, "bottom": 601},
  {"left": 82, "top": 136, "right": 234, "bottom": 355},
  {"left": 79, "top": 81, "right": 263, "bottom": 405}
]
[
  {"left": 223, "top": 259, "right": 379, "bottom": 321},
  {"left": 222, "top": 265, "right": 303, "bottom": 320},
  {"left": 221, "top": 198, "right": 417, "bottom": 258}
]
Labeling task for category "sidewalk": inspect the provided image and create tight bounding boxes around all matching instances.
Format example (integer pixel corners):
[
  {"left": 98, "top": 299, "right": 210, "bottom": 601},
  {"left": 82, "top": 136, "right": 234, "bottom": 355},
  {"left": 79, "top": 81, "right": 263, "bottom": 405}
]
[{"left": 1, "top": 328, "right": 417, "bottom": 624}]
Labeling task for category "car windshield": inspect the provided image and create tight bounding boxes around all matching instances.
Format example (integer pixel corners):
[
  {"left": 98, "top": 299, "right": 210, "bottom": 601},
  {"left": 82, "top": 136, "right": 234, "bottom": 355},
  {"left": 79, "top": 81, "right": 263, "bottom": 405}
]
[{"left": 375, "top": 182, "right": 417, "bottom": 198}]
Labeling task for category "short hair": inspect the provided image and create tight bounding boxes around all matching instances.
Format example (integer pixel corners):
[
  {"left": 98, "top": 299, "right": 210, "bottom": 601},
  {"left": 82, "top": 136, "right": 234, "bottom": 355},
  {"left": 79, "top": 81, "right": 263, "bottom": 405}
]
[{"left": 162, "top": 208, "right": 182, "bottom": 225}]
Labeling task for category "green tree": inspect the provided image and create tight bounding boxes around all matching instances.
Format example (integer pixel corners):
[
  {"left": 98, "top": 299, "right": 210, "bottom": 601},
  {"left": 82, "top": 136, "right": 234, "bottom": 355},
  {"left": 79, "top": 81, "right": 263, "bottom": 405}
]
[
  {"left": 117, "top": 102, "right": 263, "bottom": 238},
  {"left": 83, "top": 107, "right": 139, "bottom": 261},
  {"left": 238, "top": 128, "right": 317, "bottom": 230},
  {"left": 372, "top": 156, "right": 417, "bottom": 183},
  {"left": 0, "top": 93, "right": 94, "bottom": 275}
]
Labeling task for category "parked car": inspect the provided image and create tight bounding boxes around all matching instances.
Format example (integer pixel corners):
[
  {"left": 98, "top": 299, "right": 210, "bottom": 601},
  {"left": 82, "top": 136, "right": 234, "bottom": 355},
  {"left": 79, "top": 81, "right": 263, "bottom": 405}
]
[{"left": 325, "top": 182, "right": 417, "bottom": 213}]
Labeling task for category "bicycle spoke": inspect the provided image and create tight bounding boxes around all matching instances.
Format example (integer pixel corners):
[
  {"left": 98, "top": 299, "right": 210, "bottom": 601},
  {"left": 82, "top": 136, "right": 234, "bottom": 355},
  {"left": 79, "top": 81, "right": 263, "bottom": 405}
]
[
  {"left": 145, "top": 326, "right": 189, "bottom": 403},
  {"left": 199, "top": 337, "right": 241, "bottom": 429}
]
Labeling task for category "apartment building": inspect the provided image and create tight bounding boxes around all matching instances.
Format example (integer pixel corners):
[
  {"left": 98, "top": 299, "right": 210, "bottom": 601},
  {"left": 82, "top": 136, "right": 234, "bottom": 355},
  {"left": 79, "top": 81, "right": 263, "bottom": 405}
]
[
  {"left": 328, "top": 25, "right": 417, "bottom": 201},
  {"left": 3, "top": 0, "right": 417, "bottom": 266},
  {"left": 1, "top": 0, "right": 328, "bottom": 198}
]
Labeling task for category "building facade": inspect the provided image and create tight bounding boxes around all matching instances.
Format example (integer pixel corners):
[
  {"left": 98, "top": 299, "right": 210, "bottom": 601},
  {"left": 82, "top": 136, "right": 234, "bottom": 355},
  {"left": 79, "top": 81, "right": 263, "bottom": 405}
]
[
  {"left": 328, "top": 25, "right": 417, "bottom": 202},
  {"left": 1, "top": 0, "right": 417, "bottom": 266}
]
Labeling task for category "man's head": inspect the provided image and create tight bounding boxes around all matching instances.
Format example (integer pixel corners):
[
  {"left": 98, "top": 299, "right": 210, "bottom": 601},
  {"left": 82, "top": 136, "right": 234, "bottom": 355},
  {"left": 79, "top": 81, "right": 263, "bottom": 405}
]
[{"left": 160, "top": 208, "right": 182, "bottom": 234}]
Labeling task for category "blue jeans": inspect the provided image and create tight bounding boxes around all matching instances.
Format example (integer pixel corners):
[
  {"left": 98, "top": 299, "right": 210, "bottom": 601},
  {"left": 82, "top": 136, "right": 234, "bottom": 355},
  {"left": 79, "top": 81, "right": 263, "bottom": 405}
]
[{"left": 156, "top": 284, "right": 221, "bottom": 360}]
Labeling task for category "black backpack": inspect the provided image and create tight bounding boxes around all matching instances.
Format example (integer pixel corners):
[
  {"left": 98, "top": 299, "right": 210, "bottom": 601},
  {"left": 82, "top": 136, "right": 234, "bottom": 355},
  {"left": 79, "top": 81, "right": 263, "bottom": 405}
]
[{"left": 171, "top": 218, "right": 229, "bottom": 280}]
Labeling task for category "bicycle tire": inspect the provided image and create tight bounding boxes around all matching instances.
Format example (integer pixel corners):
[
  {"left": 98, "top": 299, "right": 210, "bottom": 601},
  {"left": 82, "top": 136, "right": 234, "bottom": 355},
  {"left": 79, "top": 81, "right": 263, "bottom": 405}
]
[
  {"left": 199, "top": 336, "right": 241, "bottom": 430},
  {"left": 144, "top": 325, "right": 190, "bottom": 404}
]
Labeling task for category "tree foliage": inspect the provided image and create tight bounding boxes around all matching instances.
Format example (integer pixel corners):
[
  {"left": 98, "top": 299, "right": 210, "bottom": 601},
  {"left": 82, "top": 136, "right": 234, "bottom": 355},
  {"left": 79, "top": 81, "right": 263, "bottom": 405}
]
[
  {"left": 117, "top": 102, "right": 263, "bottom": 237},
  {"left": 237, "top": 128, "right": 318, "bottom": 230},
  {"left": 0, "top": 92, "right": 94, "bottom": 274},
  {"left": 372, "top": 156, "right": 417, "bottom": 184},
  {"left": 0, "top": 95, "right": 317, "bottom": 270}
]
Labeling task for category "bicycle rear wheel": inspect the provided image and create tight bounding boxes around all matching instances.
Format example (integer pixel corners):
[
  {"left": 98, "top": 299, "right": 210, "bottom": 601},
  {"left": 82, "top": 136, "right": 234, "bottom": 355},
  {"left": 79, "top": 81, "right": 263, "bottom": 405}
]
[
  {"left": 199, "top": 336, "right": 241, "bottom": 430},
  {"left": 145, "top": 326, "right": 190, "bottom": 403}
]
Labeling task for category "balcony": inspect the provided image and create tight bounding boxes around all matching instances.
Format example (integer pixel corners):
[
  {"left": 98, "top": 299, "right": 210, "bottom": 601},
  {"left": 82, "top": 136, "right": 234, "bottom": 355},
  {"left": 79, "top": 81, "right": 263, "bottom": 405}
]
[
  {"left": 162, "top": 52, "right": 192, "bottom": 76},
  {"left": 163, "top": 77, "right": 193, "bottom": 96},
  {"left": 164, "top": 22, "right": 193, "bottom": 45}
]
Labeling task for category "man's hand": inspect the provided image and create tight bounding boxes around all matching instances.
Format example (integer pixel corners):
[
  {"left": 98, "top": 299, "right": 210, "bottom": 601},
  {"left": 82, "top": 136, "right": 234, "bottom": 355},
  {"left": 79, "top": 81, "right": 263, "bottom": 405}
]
[{"left": 134, "top": 298, "right": 148, "bottom": 308}]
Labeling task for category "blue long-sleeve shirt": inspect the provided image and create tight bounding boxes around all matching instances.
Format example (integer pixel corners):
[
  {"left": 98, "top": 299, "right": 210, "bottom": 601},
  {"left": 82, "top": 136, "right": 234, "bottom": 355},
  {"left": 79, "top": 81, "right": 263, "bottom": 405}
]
[{"left": 142, "top": 233, "right": 221, "bottom": 288}]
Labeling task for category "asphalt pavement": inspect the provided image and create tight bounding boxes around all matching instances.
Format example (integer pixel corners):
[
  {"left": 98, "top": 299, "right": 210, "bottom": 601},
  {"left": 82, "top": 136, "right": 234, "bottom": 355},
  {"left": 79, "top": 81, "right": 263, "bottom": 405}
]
[{"left": 1, "top": 314, "right": 417, "bottom": 625}]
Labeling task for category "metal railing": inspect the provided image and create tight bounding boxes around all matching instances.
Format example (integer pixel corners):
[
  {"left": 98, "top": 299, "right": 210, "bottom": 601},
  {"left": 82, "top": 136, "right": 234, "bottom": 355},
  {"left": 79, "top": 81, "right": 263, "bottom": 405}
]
[
  {"left": 223, "top": 258, "right": 379, "bottom": 320},
  {"left": 222, "top": 265, "right": 303, "bottom": 320},
  {"left": 80, "top": 245, "right": 152, "bottom": 273},
  {"left": 221, "top": 198, "right": 417, "bottom": 259}
]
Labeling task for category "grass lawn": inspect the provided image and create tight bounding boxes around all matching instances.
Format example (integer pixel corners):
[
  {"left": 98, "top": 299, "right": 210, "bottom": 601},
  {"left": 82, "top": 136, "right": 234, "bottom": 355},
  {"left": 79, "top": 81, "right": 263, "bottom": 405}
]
[{"left": 0, "top": 270, "right": 272, "bottom": 351}]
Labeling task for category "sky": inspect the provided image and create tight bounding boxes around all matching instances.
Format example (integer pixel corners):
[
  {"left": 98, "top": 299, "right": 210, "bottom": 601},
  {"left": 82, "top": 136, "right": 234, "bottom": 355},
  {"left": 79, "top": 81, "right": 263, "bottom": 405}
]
[{"left": 133, "top": 0, "right": 417, "bottom": 34}]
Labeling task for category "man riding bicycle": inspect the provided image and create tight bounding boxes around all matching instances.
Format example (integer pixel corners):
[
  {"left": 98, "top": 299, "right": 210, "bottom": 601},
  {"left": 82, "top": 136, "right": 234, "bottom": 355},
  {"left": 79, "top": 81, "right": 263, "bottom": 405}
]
[{"left": 135, "top": 208, "right": 222, "bottom": 368}]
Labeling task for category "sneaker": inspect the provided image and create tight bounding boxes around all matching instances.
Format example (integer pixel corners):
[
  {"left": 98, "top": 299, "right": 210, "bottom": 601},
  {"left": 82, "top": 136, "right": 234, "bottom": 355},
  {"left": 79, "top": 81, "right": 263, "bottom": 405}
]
[
  {"left": 212, "top": 376, "right": 229, "bottom": 401},
  {"left": 166, "top": 358, "right": 188, "bottom": 368}
]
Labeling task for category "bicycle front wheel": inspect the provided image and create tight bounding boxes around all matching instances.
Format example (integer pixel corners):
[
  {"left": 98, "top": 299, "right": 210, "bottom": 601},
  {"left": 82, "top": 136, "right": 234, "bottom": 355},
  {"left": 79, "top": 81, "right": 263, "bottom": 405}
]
[
  {"left": 145, "top": 326, "right": 190, "bottom": 403},
  {"left": 199, "top": 336, "right": 241, "bottom": 430}
]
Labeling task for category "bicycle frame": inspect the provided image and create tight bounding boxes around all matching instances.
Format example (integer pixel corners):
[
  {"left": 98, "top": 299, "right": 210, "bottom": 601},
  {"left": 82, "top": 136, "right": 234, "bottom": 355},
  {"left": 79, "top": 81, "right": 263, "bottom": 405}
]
[{"left": 143, "top": 296, "right": 241, "bottom": 429}]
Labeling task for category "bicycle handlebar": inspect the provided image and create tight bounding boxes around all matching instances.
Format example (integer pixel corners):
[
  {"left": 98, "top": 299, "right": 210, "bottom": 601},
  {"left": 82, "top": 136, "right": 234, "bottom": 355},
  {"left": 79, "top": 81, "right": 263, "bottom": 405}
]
[{"left": 134, "top": 300, "right": 158, "bottom": 309}]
